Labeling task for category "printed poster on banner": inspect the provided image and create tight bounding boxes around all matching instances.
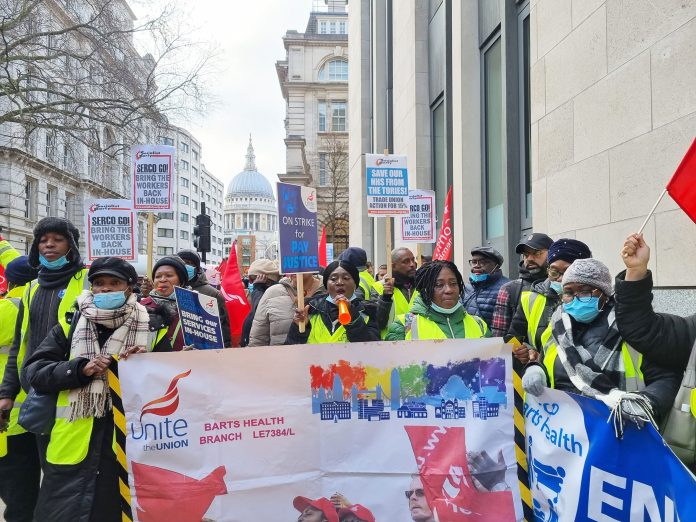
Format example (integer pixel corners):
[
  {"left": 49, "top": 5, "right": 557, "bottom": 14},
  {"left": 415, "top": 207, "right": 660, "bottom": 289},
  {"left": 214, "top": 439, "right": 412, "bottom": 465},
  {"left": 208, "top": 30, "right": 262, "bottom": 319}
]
[
  {"left": 83, "top": 199, "right": 137, "bottom": 261},
  {"left": 525, "top": 388, "right": 696, "bottom": 522},
  {"left": 401, "top": 189, "right": 436, "bottom": 243},
  {"left": 119, "top": 339, "right": 523, "bottom": 521},
  {"left": 277, "top": 182, "right": 319, "bottom": 274},
  {"left": 366, "top": 153, "right": 409, "bottom": 216},
  {"left": 132, "top": 144, "right": 175, "bottom": 210},
  {"left": 174, "top": 287, "right": 224, "bottom": 350}
]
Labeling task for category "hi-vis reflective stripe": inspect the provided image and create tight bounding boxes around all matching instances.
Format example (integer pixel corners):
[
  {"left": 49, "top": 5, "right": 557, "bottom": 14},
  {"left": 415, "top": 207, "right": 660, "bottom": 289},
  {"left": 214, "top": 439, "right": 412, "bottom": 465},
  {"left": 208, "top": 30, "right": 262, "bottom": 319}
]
[{"left": 108, "top": 357, "right": 133, "bottom": 522}]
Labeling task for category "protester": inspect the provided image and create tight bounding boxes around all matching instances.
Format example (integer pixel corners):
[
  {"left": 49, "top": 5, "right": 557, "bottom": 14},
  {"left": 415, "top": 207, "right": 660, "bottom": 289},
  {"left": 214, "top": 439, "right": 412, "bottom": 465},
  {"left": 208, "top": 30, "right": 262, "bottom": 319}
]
[
  {"left": 406, "top": 476, "right": 435, "bottom": 522},
  {"left": 0, "top": 234, "right": 20, "bottom": 270},
  {"left": 24, "top": 257, "right": 154, "bottom": 522},
  {"left": 139, "top": 256, "right": 189, "bottom": 351},
  {"left": 372, "top": 248, "right": 418, "bottom": 336},
  {"left": 491, "top": 233, "right": 553, "bottom": 337},
  {"left": 248, "top": 272, "right": 324, "bottom": 346},
  {"left": 376, "top": 264, "right": 388, "bottom": 282},
  {"left": 522, "top": 258, "right": 681, "bottom": 428},
  {"left": 240, "top": 258, "right": 280, "bottom": 346},
  {"left": 386, "top": 261, "right": 488, "bottom": 340},
  {"left": 0, "top": 256, "right": 39, "bottom": 522},
  {"left": 177, "top": 249, "right": 232, "bottom": 348},
  {"left": 293, "top": 495, "right": 339, "bottom": 522},
  {"left": 339, "top": 247, "right": 375, "bottom": 300},
  {"left": 616, "top": 233, "right": 695, "bottom": 371},
  {"left": 365, "top": 261, "right": 374, "bottom": 277},
  {"left": 507, "top": 239, "right": 592, "bottom": 362},
  {"left": 286, "top": 260, "right": 379, "bottom": 344},
  {"left": 461, "top": 246, "right": 509, "bottom": 327},
  {"left": 338, "top": 504, "right": 375, "bottom": 522}
]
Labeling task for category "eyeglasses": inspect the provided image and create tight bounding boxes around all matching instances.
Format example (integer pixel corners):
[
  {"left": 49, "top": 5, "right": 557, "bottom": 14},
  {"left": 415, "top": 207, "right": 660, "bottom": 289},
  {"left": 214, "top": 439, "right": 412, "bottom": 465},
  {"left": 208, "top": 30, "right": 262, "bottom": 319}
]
[
  {"left": 404, "top": 488, "right": 425, "bottom": 499},
  {"left": 433, "top": 281, "right": 459, "bottom": 290},
  {"left": 468, "top": 258, "right": 492, "bottom": 267},
  {"left": 547, "top": 268, "right": 566, "bottom": 280},
  {"left": 561, "top": 288, "right": 600, "bottom": 304}
]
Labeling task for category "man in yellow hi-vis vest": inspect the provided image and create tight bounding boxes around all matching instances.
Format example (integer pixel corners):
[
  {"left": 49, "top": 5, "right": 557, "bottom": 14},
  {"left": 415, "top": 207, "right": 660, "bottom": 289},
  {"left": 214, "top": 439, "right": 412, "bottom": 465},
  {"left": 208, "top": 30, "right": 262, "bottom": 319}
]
[{"left": 372, "top": 247, "right": 418, "bottom": 335}]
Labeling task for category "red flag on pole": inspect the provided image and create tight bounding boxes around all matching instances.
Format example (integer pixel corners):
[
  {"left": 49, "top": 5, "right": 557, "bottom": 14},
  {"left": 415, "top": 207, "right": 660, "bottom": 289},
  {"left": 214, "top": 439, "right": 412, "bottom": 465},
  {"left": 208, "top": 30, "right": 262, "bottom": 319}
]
[
  {"left": 318, "top": 225, "right": 327, "bottom": 267},
  {"left": 432, "top": 186, "right": 453, "bottom": 261},
  {"left": 667, "top": 137, "right": 696, "bottom": 224},
  {"left": 220, "top": 241, "right": 250, "bottom": 347}
]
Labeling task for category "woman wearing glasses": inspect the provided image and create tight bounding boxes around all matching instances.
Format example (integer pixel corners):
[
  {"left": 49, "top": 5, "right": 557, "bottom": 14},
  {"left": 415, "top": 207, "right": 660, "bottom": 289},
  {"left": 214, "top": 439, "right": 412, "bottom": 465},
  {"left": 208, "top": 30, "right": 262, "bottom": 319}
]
[{"left": 522, "top": 258, "right": 680, "bottom": 430}]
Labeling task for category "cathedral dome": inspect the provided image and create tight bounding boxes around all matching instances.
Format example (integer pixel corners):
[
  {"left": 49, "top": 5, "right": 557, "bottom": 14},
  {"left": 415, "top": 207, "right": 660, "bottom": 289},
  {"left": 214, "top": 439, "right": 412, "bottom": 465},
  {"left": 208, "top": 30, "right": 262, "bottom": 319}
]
[{"left": 226, "top": 136, "right": 275, "bottom": 200}]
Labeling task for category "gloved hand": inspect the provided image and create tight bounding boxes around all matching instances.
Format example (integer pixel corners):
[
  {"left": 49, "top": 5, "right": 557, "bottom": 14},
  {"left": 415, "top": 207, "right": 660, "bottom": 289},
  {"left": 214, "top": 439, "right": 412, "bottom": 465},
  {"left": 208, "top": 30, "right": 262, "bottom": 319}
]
[
  {"left": 604, "top": 390, "right": 656, "bottom": 438},
  {"left": 522, "top": 366, "right": 547, "bottom": 397}
]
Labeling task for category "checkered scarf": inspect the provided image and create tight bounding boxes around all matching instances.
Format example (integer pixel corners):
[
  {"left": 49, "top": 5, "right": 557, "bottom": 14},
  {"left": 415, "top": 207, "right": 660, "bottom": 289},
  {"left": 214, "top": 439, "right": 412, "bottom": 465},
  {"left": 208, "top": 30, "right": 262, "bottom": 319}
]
[{"left": 68, "top": 290, "right": 150, "bottom": 421}]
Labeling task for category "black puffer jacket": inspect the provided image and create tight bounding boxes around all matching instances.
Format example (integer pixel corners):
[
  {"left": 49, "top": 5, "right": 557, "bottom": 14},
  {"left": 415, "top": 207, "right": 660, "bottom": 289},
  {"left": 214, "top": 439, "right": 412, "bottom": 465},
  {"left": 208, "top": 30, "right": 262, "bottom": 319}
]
[
  {"left": 462, "top": 270, "right": 509, "bottom": 328},
  {"left": 614, "top": 270, "right": 695, "bottom": 372},
  {"left": 189, "top": 270, "right": 231, "bottom": 347}
]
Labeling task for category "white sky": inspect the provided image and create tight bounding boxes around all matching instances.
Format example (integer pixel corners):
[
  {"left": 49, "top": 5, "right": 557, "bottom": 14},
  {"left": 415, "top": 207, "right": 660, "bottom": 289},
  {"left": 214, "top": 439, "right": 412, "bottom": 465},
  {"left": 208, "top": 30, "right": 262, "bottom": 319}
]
[{"left": 135, "top": 0, "right": 315, "bottom": 191}]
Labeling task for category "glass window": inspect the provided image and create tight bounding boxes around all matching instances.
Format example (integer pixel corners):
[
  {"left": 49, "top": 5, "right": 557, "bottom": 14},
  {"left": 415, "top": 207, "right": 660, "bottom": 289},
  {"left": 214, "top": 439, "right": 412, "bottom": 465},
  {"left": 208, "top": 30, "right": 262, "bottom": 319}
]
[
  {"left": 180, "top": 142, "right": 189, "bottom": 153},
  {"left": 330, "top": 21, "right": 336, "bottom": 34},
  {"left": 318, "top": 101, "right": 327, "bottom": 132},
  {"left": 520, "top": 13, "right": 532, "bottom": 228},
  {"left": 192, "top": 166, "right": 198, "bottom": 178},
  {"left": 484, "top": 38, "right": 504, "bottom": 239},
  {"left": 192, "top": 200, "right": 199, "bottom": 211},
  {"left": 181, "top": 195, "right": 189, "bottom": 205},
  {"left": 157, "top": 246, "right": 174, "bottom": 255},
  {"left": 180, "top": 230, "right": 189, "bottom": 240},
  {"left": 319, "top": 20, "right": 327, "bottom": 34},
  {"left": 339, "top": 21, "right": 347, "bottom": 34},
  {"left": 192, "top": 149, "right": 199, "bottom": 161},
  {"left": 159, "top": 212, "right": 174, "bottom": 220},
  {"left": 332, "top": 101, "right": 347, "bottom": 131},
  {"left": 181, "top": 160, "right": 189, "bottom": 171},
  {"left": 192, "top": 183, "right": 198, "bottom": 194},
  {"left": 181, "top": 213, "right": 189, "bottom": 223},
  {"left": 160, "top": 137, "right": 174, "bottom": 146},
  {"left": 319, "top": 153, "right": 327, "bottom": 186},
  {"left": 24, "top": 178, "right": 36, "bottom": 219},
  {"left": 158, "top": 228, "right": 174, "bottom": 238},
  {"left": 45, "top": 132, "right": 56, "bottom": 162},
  {"left": 181, "top": 177, "right": 189, "bottom": 187},
  {"left": 319, "top": 59, "right": 348, "bottom": 82},
  {"left": 46, "top": 186, "right": 56, "bottom": 216},
  {"left": 432, "top": 100, "right": 447, "bottom": 217},
  {"left": 65, "top": 192, "right": 75, "bottom": 221}
]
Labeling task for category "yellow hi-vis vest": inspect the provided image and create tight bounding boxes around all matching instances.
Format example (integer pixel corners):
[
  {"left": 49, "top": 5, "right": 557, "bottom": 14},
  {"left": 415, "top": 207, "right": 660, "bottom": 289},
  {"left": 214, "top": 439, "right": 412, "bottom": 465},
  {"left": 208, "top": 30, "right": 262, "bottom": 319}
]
[
  {"left": 307, "top": 312, "right": 370, "bottom": 344},
  {"left": 373, "top": 282, "right": 418, "bottom": 339},
  {"left": 395, "top": 313, "right": 487, "bottom": 340},
  {"left": 358, "top": 270, "right": 376, "bottom": 299},
  {"left": 542, "top": 339, "right": 644, "bottom": 392},
  {"left": 520, "top": 291, "right": 553, "bottom": 352},
  {"left": 0, "top": 240, "right": 19, "bottom": 269},
  {"left": 0, "top": 286, "right": 26, "bottom": 437}
]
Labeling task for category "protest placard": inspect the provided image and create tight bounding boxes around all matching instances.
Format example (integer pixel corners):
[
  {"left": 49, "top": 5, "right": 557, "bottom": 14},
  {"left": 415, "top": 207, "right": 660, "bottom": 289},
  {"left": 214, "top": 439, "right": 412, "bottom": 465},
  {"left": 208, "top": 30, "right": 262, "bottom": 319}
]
[
  {"left": 83, "top": 199, "right": 137, "bottom": 261},
  {"left": 119, "top": 338, "right": 522, "bottom": 521},
  {"left": 325, "top": 242, "right": 334, "bottom": 263},
  {"left": 132, "top": 144, "right": 175, "bottom": 210},
  {"left": 174, "top": 287, "right": 224, "bottom": 350},
  {"left": 366, "top": 153, "right": 409, "bottom": 216},
  {"left": 401, "top": 189, "right": 436, "bottom": 243},
  {"left": 277, "top": 182, "right": 319, "bottom": 274}
]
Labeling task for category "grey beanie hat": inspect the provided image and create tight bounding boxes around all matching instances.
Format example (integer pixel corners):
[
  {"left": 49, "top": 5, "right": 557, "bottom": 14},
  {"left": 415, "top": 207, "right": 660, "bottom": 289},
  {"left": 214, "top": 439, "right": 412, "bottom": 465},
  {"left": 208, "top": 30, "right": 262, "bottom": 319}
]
[{"left": 561, "top": 258, "right": 612, "bottom": 296}]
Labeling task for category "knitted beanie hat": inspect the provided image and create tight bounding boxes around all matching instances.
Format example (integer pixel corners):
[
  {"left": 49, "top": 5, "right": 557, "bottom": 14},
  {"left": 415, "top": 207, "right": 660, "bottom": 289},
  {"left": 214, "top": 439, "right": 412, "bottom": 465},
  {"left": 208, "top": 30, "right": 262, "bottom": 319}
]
[{"left": 562, "top": 258, "right": 612, "bottom": 296}]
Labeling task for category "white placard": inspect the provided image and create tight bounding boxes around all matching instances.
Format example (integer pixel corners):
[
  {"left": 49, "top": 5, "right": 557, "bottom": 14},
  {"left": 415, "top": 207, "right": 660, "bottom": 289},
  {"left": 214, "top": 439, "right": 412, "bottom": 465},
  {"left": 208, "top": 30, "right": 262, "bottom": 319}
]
[
  {"left": 401, "top": 189, "right": 436, "bottom": 243},
  {"left": 84, "top": 199, "right": 137, "bottom": 261},
  {"left": 132, "top": 144, "right": 175, "bottom": 210}
]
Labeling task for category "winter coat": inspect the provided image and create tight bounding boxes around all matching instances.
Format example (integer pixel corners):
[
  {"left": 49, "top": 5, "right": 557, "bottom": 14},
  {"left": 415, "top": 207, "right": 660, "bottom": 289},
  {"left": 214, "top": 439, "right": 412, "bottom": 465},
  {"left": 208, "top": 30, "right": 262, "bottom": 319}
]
[
  {"left": 240, "top": 282, "right": 275, "bottom": 347},
  {"left": 461, "top": 270, "right": 509, "bottom": 328},
  {"left": 491, "top": 263, "right": 547, "bottom": 337},
  {"left": 614, "top": 270, "right": 695, "bottom": 372},
  {"left": 507, "top": 279, "right": 561, "bottom": 349},
  {"left": 248, "top": 281, "right": 326, "bottom": 347},
  {"left": 385, "top": 295, "right": 489, "bottom": 340},
  {"left": 189, "top": 271, "right": 231, "bottom": 347}
]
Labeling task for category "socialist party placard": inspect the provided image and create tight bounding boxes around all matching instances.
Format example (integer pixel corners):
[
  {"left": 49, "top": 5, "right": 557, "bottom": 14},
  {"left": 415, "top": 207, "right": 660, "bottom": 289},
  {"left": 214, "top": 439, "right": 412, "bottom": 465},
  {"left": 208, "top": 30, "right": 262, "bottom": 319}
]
[
  {"left": 401, "top": 189, "right": 436, "bottom": 243},
  {"left": 174, "top": 287, "right": 224, "bottom": 349},
  {"left": 132, "top": 144, "right": 175, "bottom": 210},
  {"left": 84, "top": 199, "right": 137, "bottom": 261},
  {"left": 366, "top": 153, "right": 409, "bottom": 216},
  {"left": 277, "top": 182, "right": 319, "bottom": 273}
]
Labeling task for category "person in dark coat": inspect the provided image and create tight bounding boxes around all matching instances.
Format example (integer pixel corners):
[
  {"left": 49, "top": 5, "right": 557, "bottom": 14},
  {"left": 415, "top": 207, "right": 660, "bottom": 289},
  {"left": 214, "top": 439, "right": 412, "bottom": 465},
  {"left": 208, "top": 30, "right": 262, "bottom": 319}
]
[
  {"left": 240, "top": 258, "right": 280, "bottom": 347},
  {"left": 461, "top": 246, "right": 509, "bottom": 328},
  {"left": 24, "top": 257, "right": 159, "bottom": 522},
  {"left": 616, "top": 233, "right": 695, "bottom": 371},
  {"left": 177, "top": 250, "right": 232, "bottom": 347}
]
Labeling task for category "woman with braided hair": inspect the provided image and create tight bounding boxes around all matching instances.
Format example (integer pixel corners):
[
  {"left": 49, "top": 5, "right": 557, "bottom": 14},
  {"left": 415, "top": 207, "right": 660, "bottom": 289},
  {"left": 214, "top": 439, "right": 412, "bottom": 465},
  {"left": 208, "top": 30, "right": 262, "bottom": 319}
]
[{"left": 385, "top": 260, "right": 490, "bottom": 340}]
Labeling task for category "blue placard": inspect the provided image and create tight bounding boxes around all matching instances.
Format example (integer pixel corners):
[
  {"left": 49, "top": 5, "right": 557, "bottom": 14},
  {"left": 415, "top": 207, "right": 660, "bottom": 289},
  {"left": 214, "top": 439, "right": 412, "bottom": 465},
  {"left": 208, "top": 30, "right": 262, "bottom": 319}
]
[
  {"left": 174, "top": 287, "right": 224, "bottom": 349},
  {"left": 277, "top": 182, "right": 320, "bottom": 274},
  {"left": 365, "top": 153, "right": 409, "bottom": 216}
]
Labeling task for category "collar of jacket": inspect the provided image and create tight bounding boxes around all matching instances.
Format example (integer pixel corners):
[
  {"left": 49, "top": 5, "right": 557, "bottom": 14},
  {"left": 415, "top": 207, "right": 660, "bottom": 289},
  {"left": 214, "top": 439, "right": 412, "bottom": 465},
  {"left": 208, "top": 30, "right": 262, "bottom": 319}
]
[{"left": 410, "top": 295, "right": 466, "bottom": 325}]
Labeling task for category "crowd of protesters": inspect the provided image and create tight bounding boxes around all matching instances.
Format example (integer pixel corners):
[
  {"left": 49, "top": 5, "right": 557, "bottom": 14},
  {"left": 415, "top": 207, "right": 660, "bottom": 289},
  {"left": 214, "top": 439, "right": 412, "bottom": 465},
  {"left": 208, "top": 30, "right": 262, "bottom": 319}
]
[{"left": 0, "top": 215, "right": 693, "bottom": 521}]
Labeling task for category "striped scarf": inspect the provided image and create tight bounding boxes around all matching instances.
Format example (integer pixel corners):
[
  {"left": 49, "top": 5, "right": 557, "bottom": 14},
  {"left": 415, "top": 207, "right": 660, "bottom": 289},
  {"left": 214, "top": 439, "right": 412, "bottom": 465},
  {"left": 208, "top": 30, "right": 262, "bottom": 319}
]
[{"left": 68, "top": 290, "right": 150, "bottom": 421}]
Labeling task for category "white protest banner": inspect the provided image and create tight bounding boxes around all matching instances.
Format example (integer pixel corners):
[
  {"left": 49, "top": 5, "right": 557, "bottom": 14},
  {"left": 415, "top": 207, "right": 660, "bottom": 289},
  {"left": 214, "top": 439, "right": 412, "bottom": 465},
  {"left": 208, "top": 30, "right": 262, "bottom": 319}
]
[
  {"left": 83, "top": 199, "right": 137, "bottom": 261},
  {"left": 366, "top": 153, "right": 409, "bottom": 216},
  {"left": 120, "top": 339, "right": 523, "bottom": 521},
  {"left": 401, "top": 189, "right": 436, "bottom": 243},
  {"left": 132, "top": 144, "right": 175, "bottom": 210}
]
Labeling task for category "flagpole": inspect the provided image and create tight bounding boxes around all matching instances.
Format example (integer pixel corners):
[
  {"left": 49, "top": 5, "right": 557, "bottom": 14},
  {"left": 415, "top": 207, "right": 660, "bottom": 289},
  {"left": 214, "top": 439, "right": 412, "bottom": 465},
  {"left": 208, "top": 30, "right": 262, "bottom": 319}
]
[
  {"left": 296, "top": 275, "right": 305, "bottom": 334},
  {"left": 637, "top": 188, "right": 667, "bottom": 235}
]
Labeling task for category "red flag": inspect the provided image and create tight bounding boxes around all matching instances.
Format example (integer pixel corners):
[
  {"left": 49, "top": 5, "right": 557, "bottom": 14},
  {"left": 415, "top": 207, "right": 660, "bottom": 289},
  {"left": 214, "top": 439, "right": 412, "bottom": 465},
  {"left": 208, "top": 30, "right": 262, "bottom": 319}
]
[
  {"left": 667, "top": 138, "right": 696, "bottom": 224},
  {"left": 318, "top": 225, "right": 327, "bottom": 267},
  {"left": 217, "top": 258, "right": 227, "bottom": 275},
  {"left": 220, "top": 241, "right": 250, "bottom": 347},
  {"left": 405, "top": 425, "right": 515, "bottom": 521},
  {"left": 0, "top": 265, "right": 6, "bottom": 295},
  {"left": 432, "top": 186, "right": 453, "bottom": 261}
]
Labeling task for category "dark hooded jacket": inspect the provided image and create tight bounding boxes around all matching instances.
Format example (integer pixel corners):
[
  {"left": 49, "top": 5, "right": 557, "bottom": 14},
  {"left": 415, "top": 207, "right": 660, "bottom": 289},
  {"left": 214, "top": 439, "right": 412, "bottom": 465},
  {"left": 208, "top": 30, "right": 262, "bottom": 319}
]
[
  {"left": 188, "top": 269, "right": 231, "bottom": 347},
  {"left": 492, "top": 263, "right": 547, "bottom": 336},
  {"left": 506, "top": 279, "right": 561, "bottom": 349},
  {"left": 461, "top": 270, "right": 509, "bottom": 328}
]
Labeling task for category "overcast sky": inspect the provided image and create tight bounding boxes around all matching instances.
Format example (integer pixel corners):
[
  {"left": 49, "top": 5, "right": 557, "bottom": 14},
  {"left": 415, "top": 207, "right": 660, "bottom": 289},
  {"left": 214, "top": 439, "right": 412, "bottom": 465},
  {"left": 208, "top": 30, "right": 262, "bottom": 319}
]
[{"left": 138, "top": 1, "right": 315, "bottom": 192}]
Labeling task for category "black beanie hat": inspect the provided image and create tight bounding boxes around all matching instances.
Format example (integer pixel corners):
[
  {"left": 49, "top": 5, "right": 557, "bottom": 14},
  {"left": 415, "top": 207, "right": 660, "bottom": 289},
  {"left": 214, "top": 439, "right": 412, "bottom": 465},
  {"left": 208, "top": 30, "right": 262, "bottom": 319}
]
[
  {"left": 152, "top": 255, "right": 189, "bottom": 286},
  {"left": 176, "top": 249, "right": 201, "bottom": 269},
  {"left": 339, "top": 247, "right": 368, "bottom": 269},
  {"left": 29, "top": 217, "right": 81, "bottom": 268},
  {"left": 323, "top": 260, "right": 360, "bottom": 289},
  {"left": 5, "top": 256, "right": 39, "bottom": 285},
  {"left": 547, "top": 239, "right": 592, "bottom": 265},
  {"left": 88, "top": 257, "right": 138, "bottom": 285}
]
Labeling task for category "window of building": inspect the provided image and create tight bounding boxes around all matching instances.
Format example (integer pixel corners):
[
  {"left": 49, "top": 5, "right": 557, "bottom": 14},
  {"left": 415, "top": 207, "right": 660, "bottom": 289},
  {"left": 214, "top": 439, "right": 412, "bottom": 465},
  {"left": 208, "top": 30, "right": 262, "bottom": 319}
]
[
  {"left": 192, "top": 200, "right": 199, "bottom": 211},
  {"left": 339, "top": 21, "right": 346, "bottom": 34},
  {"left": 160, "top": 137, "right": 174, "bottom": 146},
  {"left": 181, "top": 195, "right": 189, "bottom": 205},
  {"left": 319, "top": 20, "right": 327, "bottom": 33},
  {"left": 46, "top": 186, "right": 57, "bottom": 216},
  {"left": 329, "top": 21, "right": 337, "bottom": 34},
  {"left": 65, "top": 192, "right": 75, "bottom": 221},
  {"left": 158, "top": 228, "right": 174, "bottom": 238},
  {"left": 319, "top": 59, "right": 348, "bottom": 81},
  {"left": 24, "top": 178, "right": 37, "bottom": 219},
  {"left": 192, "top": 149, "right": 199, "bottom": 161},
  {"left": 181, "top": 177, "right": 189, "bottom": 187},
  {"left": 181, "top": 213, "right": 189, "bottom": 223},
  {"left": 332, "top": 101, "right": 347, "bottom": 131},
  {"left": 192, "top": 183, "right": 198, "bottom": 194},
  {"left": 483, "top": 37, "right": 504, "bottom": 240},
  {"left": 180, "top": 142, "right": 189, "bottom": 153},
  {"left": 432, "top": 99, "right": 447, "bottom": 217},
  {"left": 45, "top": 132, "right": 56, "bottom": 162},
  {"left": 519, "top": 10, "right": 532, "bottom": 230},
  {"left": 319, "top": 153, "right": 328, "bottom": 186},
  {"left": 192, "top": 166, "right": 198, "bottom": 178},
  {"left": 157, "top": 246, "right": 174, "bottom": 255},
  {"left": 181, "top": 159, "right": 189, "bottom": 171},
  {"left": 180, "top": 230, "right": 189, "bottom": 240},
  {"left": 159, "top": 212, "right": 174, "bottom": 220}
]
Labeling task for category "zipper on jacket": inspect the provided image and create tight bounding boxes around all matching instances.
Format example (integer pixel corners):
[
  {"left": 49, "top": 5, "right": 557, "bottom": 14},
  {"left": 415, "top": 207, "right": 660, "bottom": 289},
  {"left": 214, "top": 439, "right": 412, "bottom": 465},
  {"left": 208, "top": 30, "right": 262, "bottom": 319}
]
[{"left": 446, "top": 317, "right": 455, "bottom": 338}]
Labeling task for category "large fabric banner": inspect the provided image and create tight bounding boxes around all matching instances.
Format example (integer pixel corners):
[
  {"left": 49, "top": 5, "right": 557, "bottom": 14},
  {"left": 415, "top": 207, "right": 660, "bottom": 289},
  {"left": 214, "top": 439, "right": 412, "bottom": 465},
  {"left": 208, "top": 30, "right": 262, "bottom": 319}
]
[
  {"left": 525, "top": 388, "right": 696, "bottom": 522},
  {"left": 120, "top": 339, "right": 523, "bottom": 521}
]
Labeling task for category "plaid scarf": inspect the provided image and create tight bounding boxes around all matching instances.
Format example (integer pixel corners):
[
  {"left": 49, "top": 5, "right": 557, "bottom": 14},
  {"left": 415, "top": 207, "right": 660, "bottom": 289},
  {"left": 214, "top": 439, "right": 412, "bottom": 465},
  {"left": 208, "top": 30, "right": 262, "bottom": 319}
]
[{"left": 68, "top": 290, "right": 150, "bottom": 421}]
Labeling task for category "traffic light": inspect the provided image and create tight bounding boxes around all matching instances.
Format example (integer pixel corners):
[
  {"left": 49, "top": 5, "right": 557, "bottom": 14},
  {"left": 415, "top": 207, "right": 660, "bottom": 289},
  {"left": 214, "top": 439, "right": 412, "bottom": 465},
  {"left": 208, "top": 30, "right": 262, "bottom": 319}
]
[{"left": 193, "top": 213, "right": 211, "bottom": 254}]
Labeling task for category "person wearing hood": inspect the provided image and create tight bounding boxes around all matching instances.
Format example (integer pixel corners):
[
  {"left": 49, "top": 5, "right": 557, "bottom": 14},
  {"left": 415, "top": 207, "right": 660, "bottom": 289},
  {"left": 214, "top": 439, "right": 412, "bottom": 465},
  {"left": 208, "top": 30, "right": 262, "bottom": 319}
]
[
  {"left": 285, "top": 260, "right": 379, "bottom": 344},
  {"left": 507, "top": 239, "right": 592, "bottom": 361},
  {"left": 522, "top": 259, "right": 681, "bottom": 432},
  {"left": 386, "top": 260, "right": 489, "bottom": 340},
  {"left": 177, "top": 250, "right": 231, "bottom": 348},
  {"left": 240, "top": 258, "right": 280, "bottom": 347},
  {"left": 339, "top": 247, "right": 374, "bottom": 300},
  {"left": 491, "top": 233, "right": 553, "bottom": 337},
  {"left": 461, "top": 246, "right": 509, "bottom": 328},
  {"left": 0, "top": 233, "right": 20, "bottom": 273},
  {"left": 248, "top": 272, "right": 325, "bottom": 346}
]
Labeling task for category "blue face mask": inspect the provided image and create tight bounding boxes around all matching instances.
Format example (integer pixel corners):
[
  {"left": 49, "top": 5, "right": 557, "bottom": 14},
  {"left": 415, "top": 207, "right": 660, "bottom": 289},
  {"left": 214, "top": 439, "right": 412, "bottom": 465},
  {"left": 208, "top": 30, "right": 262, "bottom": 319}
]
[
  {"left": 186, "top": 265, "right": 196, "bottom": 280},
  {"left": 93, "top": 291, "right": 127, "bottom": 310},
  {"left": 247, "top": 283, "right": 254, "bottom": 293},
  {"left": 39, "top": 253, "right": 69, "bottom": 270},
  {"left": 563, "top": 296, "right": 601, "bottom": 323},
  {"left": 469, "top": 273, "right": 489, "bottom": 283},
  {"left": 550, "top": 281, "right": 563, "bottom": 294}
]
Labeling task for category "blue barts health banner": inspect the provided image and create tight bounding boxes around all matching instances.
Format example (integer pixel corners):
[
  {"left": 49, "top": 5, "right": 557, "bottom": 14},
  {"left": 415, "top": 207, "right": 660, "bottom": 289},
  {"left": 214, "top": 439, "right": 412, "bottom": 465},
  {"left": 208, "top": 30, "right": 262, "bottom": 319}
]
[
  {"left": 525, "top": 388, "right": 696, "bottom": 522},
  {"left": 174, "top": 287, "right": 224, "bottom": 349},
  {"left": 277, "top": 182, "right": 319, "bottom": 274}
]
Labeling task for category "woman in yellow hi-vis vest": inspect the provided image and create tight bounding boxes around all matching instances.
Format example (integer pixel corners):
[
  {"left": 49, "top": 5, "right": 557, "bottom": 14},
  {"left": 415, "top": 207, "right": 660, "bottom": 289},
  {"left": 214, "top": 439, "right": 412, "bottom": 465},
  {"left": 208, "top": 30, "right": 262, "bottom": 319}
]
[
  {"left": 25, "top": 257, "right": 160, "bottom": 522},
  {"left": 385, "top": 261, "right": 489, "bottom": 341},
  {"left": 522, "top": 258, "right": 681, "bottom": 435},
  {"left": 285, "top": 260, "right": 380, "bottom": 344}
]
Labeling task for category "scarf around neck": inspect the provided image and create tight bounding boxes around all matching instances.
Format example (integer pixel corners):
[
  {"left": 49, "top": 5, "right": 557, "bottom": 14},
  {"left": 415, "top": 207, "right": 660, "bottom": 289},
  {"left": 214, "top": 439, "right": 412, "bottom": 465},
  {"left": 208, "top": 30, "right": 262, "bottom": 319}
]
[{"left": 37, "top": 260, "right": 83, "bottom": 288}]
